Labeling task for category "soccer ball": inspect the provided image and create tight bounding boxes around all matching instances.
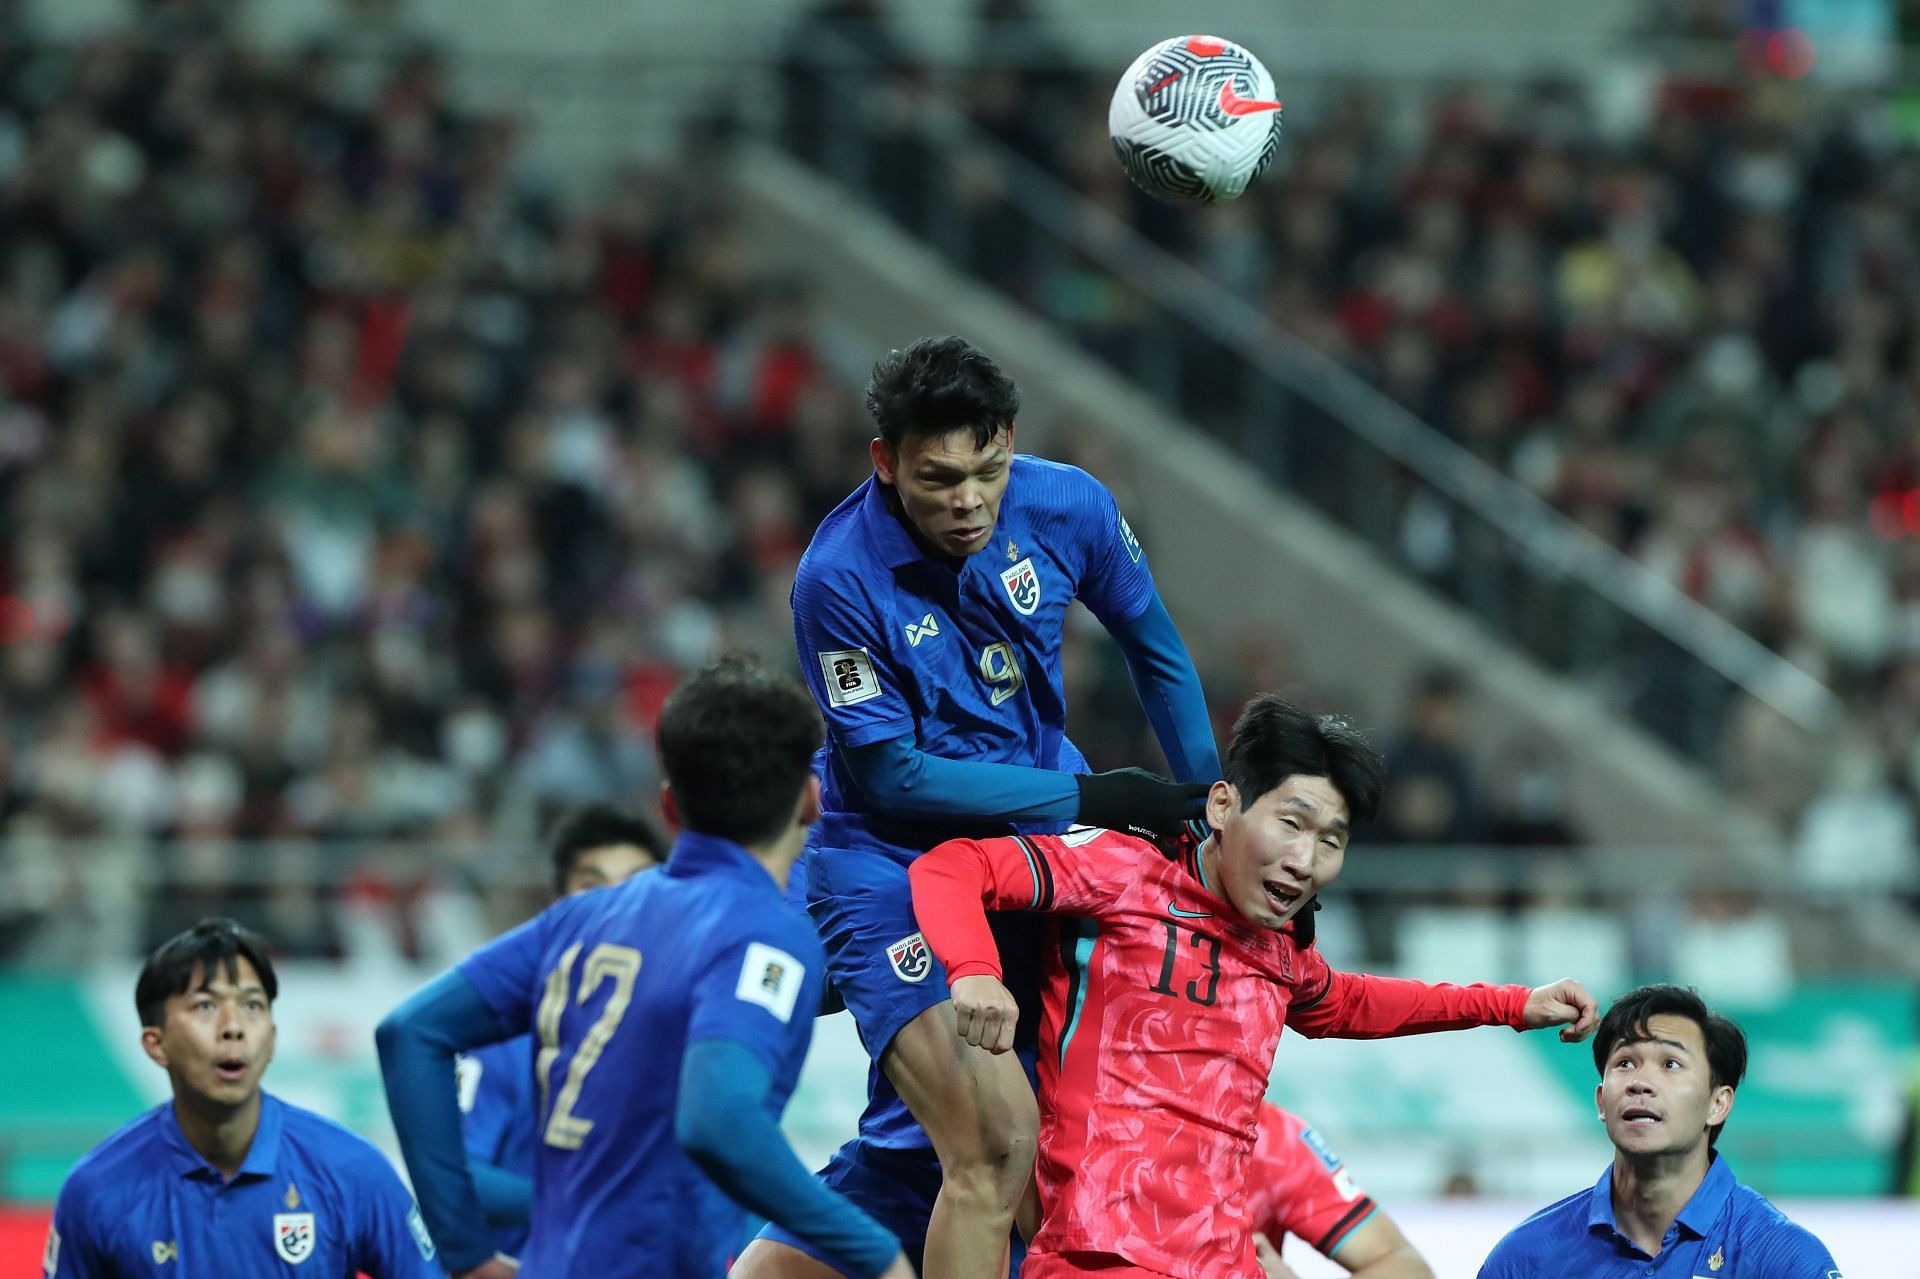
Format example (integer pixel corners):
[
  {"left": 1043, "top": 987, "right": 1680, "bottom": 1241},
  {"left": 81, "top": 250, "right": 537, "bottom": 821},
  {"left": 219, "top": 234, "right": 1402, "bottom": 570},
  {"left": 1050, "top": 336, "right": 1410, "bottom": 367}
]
[{"left": 1108, "top": 34, "right": 1284, "bottom": 206}]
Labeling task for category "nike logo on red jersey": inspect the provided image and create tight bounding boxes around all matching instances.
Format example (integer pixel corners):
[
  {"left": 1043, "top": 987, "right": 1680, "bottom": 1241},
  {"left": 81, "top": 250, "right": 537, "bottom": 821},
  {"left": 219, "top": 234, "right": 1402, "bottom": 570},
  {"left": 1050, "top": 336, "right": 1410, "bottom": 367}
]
[{"left": 1219, "top": 81, "right": 1284, "bottom": 117}]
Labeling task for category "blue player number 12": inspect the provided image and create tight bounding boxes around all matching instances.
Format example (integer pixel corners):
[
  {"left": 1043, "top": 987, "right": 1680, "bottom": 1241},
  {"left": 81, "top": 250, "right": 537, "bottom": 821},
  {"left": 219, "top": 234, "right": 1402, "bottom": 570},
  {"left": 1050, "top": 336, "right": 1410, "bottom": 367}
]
[{"left": 534, "top": 941, "right": 643, "bottom": 1149}]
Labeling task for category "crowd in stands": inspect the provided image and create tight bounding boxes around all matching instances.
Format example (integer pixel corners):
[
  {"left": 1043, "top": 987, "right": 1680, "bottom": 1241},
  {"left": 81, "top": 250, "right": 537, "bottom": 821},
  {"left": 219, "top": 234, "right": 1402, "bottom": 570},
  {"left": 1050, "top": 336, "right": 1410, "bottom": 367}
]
[
  {"left": 4, "top": 0, "right": 1908, "bottom": 971},
  {"left": 778, "top": 0, "right": 1920, "bottom": 908}
]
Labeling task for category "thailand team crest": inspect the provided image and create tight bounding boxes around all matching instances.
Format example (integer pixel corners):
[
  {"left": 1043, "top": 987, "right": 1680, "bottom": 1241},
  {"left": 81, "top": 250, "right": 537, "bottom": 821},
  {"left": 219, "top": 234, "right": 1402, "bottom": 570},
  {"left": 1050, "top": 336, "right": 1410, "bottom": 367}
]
[
  {"left": 999, "top": 557, "right": 1042, "bottom": 616},
  {"left": 887, "top": 932, "right": 933, "bottom": 983},
  {"left": 273, "top": 1213, "right": 316, "bottom": 1265}
]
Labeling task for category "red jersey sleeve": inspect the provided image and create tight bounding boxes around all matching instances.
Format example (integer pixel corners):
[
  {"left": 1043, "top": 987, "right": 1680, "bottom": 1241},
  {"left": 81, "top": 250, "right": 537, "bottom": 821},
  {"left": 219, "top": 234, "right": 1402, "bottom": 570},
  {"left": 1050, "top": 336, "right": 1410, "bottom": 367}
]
[
  {"left": 1246, "top": 1105, "right": 1378, "bottom": 1259},
  {"left": 909, "top": 828, "right": 1142, "bottom": 982},
  {"left": 1285, "top": 945, "right": 1530, "bottom": 1038}
]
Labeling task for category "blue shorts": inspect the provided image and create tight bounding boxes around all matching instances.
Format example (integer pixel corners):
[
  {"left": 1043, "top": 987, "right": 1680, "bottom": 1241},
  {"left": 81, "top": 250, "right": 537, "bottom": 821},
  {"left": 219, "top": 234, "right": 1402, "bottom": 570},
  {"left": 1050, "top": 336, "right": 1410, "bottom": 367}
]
[
  {"left": 756, "top": 1136, "right": 1028, "bottom": 1277},
  {"left": 802, "top": 844, "right": 1046, "bottom": 1064}
]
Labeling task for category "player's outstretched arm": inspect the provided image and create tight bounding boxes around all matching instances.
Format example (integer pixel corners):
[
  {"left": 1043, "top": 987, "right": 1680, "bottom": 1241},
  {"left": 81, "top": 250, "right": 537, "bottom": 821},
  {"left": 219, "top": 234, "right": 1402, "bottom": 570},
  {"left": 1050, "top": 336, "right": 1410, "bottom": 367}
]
[
  {"left": 1100, "top": 591, "right": 1222, "bottom": 786},
  {"left": 845, "top": 735, "right": 1207, "bottom": 835},
  {"left": 1287, "top": 955, "right": 1551, "bottom": 1041},
  {"left": 374, "top": 970, "right": 517, "bottom": 1274},
  {"left": 677, "top": 1038, "right": 908, "bottom": 1279}
]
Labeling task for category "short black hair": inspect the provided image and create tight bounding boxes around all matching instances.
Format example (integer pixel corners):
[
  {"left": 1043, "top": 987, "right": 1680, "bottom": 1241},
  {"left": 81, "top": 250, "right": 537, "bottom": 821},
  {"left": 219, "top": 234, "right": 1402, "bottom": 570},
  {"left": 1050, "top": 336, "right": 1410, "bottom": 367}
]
[
  {"left": 548, "top": 803, "right": 667, "bottom": 894},
  {"left": 865, "top": 335, "right": 1021, "bottom": 452},
  {"left": 656, "top": 654, "right": 823, "bottom": 846},
  {"left": 1593, "top": 984, "right": 1749, "bottom": 1147},
  {"left": 1224, "top": 694, "right": 1385, "bottom": 826},
  {"left": 136, "top": 918, "right": 278, "bottom": 1028}
]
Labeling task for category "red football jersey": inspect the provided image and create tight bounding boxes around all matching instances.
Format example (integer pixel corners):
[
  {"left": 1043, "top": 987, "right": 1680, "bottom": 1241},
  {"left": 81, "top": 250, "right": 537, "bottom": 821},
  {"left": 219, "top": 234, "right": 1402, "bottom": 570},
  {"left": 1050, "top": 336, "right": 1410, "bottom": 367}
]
[
  {"left": 911, "top": 827, "right": 1529, "bottom": 1279},
  {"left": 1246, "top": 1104, "right": 1377, "bottom": 1260}
]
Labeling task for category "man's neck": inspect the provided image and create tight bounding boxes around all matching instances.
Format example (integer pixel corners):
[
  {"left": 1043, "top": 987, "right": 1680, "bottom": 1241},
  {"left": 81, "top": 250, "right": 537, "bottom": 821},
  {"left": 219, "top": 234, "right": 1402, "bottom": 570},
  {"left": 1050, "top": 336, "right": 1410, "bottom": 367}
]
[
  {"left": 1610, "top": 1146, "right": 1711, "bottom": 1257},
  {"left": 741, "top": 827, "right": 807, "bottom": 891},
  {"left": 173, "top": 1089, "right": 262, "bottom": 1182}
]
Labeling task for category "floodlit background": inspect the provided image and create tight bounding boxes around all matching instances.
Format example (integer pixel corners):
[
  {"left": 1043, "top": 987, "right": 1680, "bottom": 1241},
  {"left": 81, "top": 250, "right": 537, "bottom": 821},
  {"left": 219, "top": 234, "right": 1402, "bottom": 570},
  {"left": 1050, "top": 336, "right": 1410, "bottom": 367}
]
[{"left": 1, "top": 0, "right": 1918, "bottom": 1274}]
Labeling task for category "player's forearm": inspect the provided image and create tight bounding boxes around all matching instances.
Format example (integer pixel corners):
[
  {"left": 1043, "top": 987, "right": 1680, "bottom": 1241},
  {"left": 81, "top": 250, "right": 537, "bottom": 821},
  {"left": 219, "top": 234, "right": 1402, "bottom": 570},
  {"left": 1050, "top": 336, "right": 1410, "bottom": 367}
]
[
  {"left": 909, "top": 838, "right": 1036, "bottom": 980},
  {"left": 843, "top": 735, "right": 1080, "bottom": 821},
  {"left": 677, "top": 1039, "right": 900, "bottom": 1279},
  {"left": 1288, "top": 971, "right": 1530, "bottom": 1039},
  {"left": 1106, "top": 591, "right": 1221, "bottom": 784},
  {"left": 466, "top": 1157, "right": 532, "bottom": 1228},
  {"left": 374, "top": 972, "right": 513, "bottom": 1271},
  {"left": 1347, "top": 1244, "right": 1436, "bottom": 1279}
]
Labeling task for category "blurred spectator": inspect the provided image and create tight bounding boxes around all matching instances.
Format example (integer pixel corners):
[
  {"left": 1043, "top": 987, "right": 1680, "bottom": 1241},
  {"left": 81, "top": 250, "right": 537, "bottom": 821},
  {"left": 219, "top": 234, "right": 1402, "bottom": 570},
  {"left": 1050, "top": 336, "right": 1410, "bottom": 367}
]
[
  {"left": 1794, "top": 736, "right": 1920, "bottom": 899},
  {"left": 1378, "top": 668, "right": 1480, "bottom": 845}
]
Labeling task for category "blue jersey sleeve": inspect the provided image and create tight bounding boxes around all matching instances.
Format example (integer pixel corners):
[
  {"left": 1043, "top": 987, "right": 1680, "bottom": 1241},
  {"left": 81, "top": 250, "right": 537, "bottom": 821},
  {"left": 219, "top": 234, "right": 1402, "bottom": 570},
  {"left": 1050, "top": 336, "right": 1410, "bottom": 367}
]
[
  {"left": 459, "top": 1037, "right": 533, "bottom": 1168},
  {"left": 1742, "top": 1217, "right": 1839, "bottom": 1275},
  {"left": 456, "top": 910, "right": 552, "bottom": 1036},
  {"left": 43, "top": 1180, "right": 109, "bottom": 1279},
  {"left": 792, "top": 565, "right": 915, "bottom": 750},
  {"left": 1069, "top": 474, "right": 1156, "bottom": 626},
  {"left": 342, "top": 1142, "right": 444, "bottom": 1279},
  {"left": 684, "top": 910, "right": 825, "bottom": 1076}
]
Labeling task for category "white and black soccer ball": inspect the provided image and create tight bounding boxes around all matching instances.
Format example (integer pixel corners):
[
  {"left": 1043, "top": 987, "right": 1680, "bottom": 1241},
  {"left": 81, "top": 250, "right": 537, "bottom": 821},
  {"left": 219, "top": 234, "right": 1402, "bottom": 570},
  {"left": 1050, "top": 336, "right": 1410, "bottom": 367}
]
[{"left": 1108, "top": 34, "right": 1284, "bottom": 206}]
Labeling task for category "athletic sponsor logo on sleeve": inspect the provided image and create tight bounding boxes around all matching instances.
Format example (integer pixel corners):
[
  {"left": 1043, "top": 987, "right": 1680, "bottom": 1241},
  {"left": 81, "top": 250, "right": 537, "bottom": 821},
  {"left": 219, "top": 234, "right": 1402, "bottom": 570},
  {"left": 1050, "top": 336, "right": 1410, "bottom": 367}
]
[
  {"left": 818, "top": 648, "right": 882, "bottom": 707},
  {"left": 1000, "top": 557, "right": 1042, "bottom": 616},
  {"left": 407, "top": 1204, "right": 436, "bottom": 1260},
  {"left": 1060, "top": 824, "right": 1104, "bottom": 846},
  {"left": 736, "top": 942, "right": 805, "bottom": 1022},
  {"left": 1301, "top": 1124, "right": 1343, "bottom": 1172},
  {"left": 886, "top": 932, "right": 933, "bottom": 983},
  {"left": 1119, "top": 515, "right": 1143, "bottom": 563},
  {"left": 1330, "top": 1167, "right": 1361, "bottom": 1201}
]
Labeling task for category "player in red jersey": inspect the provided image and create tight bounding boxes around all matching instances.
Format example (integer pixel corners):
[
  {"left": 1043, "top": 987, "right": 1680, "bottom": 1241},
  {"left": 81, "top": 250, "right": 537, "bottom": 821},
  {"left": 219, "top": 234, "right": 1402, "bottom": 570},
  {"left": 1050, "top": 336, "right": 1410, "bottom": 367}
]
[
  {"left": 909, "top": 693, "right": 1597, "bottom": 1279},
  {"left": 1246, "top": 1103, "right": 1431, "bottom": 1279}
]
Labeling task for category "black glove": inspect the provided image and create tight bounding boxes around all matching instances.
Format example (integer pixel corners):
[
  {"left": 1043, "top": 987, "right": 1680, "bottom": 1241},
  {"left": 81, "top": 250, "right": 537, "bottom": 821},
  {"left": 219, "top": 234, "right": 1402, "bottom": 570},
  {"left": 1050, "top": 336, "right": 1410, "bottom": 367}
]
[{"left": 1073, "top": 767, "right": 1211, "bottom": 837}]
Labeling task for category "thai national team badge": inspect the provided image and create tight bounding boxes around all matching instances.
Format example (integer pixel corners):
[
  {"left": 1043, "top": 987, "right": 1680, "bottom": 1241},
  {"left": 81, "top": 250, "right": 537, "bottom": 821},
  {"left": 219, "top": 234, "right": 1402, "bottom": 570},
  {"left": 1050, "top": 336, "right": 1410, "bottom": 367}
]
[
  {"left": 999, "top": 557, "right": 1041, "bottom": 616},
  {"left": 887, "top": 932, "right": 933, "bottom": 983},
  {"left": 273, "top": 1213, "right": 316, "bottom": 1265}
]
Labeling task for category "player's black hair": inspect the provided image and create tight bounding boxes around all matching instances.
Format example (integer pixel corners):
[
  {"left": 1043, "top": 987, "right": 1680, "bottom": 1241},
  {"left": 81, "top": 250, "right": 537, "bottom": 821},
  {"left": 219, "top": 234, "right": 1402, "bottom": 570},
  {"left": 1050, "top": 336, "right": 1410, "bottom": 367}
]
[
  {"left": 1223, "top": 694, "right": 1385, "bottom": 826},
  {"left": 865, "top": 335, "right": 1021, "bottom": 452},
  {"left": 1593, "top": 984, "right": 1748, "bottom": 1147},
  {"left": 548, "top": 802, "right": 667, "bottom": 894},
  {"left": 656, "top": 654, "right": 823, "bottom": 846},
  {"left": 135, "top": 918, "right": 279, "bottom": 1028}
]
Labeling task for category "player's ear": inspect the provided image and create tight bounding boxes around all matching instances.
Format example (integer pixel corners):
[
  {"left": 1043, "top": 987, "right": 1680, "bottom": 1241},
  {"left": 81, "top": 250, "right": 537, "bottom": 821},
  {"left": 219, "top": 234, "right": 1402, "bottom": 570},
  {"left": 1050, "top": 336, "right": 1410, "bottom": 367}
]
[
  {"left": 1706, "top": 1083, "right": 1734, "bottom": 1130},
  {"left": 141, "top": 1024, "right": 168, "bottom": 1070},
  {"left": 659, "top": 782, "right": 681, "bottom": 832},
  {"left": 870, "top": 437, "right": 895, "bottom": 484},
  {"left": 1205, "top": 780, "right": 1236, "bottom": 833},
  {"left": 1594, "top": 1082, "right": 1604, "bottom": 1119},
  {"left": 796, "top": 773, "right": 822, "bottom": 828}
]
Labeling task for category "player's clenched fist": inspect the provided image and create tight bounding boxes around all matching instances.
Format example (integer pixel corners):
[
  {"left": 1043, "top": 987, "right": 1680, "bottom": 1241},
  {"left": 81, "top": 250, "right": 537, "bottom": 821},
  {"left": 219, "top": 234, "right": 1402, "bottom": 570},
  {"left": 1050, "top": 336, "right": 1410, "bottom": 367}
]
[
  {"left": 950, "top": 974, "right": 1020, "bottom": 1054},
  {"left": 1523, "top": 978, "right": 1599, "bottom": 1042}
]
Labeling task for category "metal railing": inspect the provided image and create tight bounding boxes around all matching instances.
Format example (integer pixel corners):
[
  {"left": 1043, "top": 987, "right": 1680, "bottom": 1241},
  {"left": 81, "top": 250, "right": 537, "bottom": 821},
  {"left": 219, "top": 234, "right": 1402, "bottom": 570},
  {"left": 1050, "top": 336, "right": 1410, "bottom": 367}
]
[{"left": 758, "top": 41, "right": 1844, "bottom": 770}]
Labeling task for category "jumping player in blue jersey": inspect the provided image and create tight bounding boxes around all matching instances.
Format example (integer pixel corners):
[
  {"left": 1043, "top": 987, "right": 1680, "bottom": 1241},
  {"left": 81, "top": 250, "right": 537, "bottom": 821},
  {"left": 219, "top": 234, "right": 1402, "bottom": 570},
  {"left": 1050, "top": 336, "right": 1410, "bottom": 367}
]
[
  {"left": 44, "top": 919, "right": 440, "bottom": 1279},
  {"left": 455, "top": 803, "right": 665, "bottom": 1262},
  {"left": 736, "top": 336, "right": 1222, "bottom": 1279},
  {"left": 378, "top": 656, "right": 912, "bottom": 1279}
]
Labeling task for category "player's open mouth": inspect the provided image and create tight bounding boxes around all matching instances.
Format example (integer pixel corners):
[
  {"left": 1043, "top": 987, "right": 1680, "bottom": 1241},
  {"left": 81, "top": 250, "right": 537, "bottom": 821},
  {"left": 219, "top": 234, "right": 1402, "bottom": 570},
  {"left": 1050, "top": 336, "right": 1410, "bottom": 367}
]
[
  {"left": 1263, "top": 880, "right": 1303, "bottom": 913},
  {"left": 214, "top": 1057, "right": 248, "bottom": 1082},
  {"left": 950, "top": 526, "right": 988, "bottom": 544},
  {"left": 1620, "top": 1105, "right": 1660, "bottom": 1126}
]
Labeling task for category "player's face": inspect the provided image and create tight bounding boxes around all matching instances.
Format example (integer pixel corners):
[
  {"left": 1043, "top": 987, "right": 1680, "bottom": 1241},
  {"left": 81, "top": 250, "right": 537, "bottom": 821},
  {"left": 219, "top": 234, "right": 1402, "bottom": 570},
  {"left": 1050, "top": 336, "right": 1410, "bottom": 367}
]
[
  {"left": 563, "top": 841, "right": 661, "bottom": 895},
  {"left": 142, "top": 957, "right": 277, "bottom": 1111},
  {"left": 1207, "top": 775, "right": 1350, "bottom": 929},
  {"left": 871, "top": 425, "right": 1013, "bottom": 558},
  {"left": 1596, "top": 1014, "right": 1733, "bottom": 1160}
]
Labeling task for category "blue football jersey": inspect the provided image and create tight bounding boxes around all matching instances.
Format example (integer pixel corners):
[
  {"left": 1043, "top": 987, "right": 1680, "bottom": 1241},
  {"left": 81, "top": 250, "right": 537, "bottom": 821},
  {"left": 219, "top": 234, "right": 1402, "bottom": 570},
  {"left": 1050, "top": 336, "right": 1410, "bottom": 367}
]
[
  {"left": 457, "top": 1034, "right": 535, "bottom": 1257},
  {"left": 792, "top": 456, "right": 1156, "bottom": 861},
  {"left": 458, "top": 831, "right": 825, "bottom": 1277},
  {"left": 45, "top": 1093, "right": 439, "bottom": 1279}
]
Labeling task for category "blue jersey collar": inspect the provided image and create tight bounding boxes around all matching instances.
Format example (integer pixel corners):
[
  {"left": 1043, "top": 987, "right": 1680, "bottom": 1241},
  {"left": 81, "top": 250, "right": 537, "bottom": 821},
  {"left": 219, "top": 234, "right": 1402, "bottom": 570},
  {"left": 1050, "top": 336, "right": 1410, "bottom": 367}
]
[
  {"left": 1587, "top": 1151, "right": 1733, "bottom": 1241},
  {"left": 665, "top": 830, "right": 780, "bottom": 890},
  {"left": 163, "top": 1090, "right": 284, "bottom": 1180}
]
